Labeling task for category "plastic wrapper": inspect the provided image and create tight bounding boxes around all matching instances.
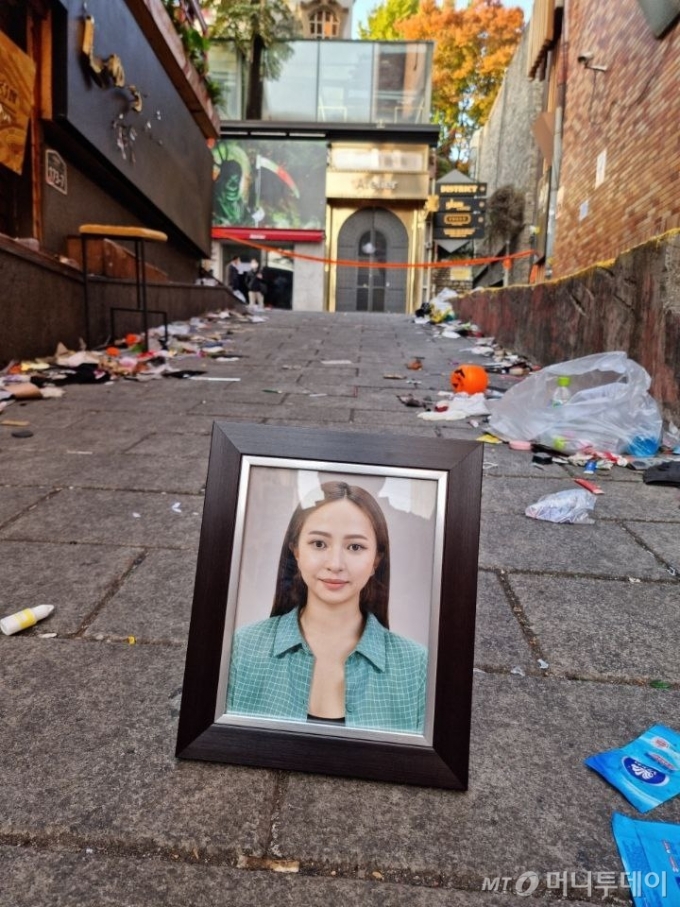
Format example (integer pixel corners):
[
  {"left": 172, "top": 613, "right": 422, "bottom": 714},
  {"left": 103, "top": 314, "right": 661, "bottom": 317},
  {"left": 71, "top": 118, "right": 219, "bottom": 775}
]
[
  {"left": 612, "top": 813, "right": 680, "bottom": 907},
  {"left": 586, "top": 725, "right": 680, "bottom": 813},
  {"left": 525, "top": 488, "right": 596, "bottom": 524},
  {"left": 488, "top": 351, "right": 662, "bottom": 454}
]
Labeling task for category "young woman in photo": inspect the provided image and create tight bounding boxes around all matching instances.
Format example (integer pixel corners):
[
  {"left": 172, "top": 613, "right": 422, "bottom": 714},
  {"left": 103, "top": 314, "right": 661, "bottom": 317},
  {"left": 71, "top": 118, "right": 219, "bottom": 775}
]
[{"left": 227, "top": 481, "right": 427, "bottom": 733}]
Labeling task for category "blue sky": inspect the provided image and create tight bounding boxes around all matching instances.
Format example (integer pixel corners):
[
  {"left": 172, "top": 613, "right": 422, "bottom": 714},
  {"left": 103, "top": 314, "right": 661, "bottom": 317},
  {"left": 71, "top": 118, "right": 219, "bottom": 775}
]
[{"left": 351, "top": 0, "right": 534, "bottom": 37}]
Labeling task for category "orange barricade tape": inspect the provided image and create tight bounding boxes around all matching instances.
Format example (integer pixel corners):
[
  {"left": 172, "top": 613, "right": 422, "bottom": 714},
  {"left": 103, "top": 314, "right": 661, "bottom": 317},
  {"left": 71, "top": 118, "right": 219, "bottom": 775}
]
[{"left": 218, "top": 230, "right": 534, "bottom": 270}]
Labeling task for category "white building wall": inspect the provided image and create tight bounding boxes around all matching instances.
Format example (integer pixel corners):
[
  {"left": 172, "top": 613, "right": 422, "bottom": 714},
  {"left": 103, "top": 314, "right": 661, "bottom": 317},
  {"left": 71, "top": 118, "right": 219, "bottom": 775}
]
[{"left": 292, "top": 242, "right": 325, "bottom": 311}]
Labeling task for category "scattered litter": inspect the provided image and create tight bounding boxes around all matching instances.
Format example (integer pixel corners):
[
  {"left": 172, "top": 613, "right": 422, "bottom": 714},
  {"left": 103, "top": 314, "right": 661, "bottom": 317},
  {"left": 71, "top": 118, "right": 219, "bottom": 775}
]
[
  {"left": 440, "top": 328, "right": 461, "bottom": 339},
  {"left": 537, "top": 659, "right": 549, "bottom": 670},
  {"left": 509, "top": 440, "right": 532, "bottom": 451},
  {"left": 11, "top": 429, "right": 33, "bottom": 438},
  {"left": 321, "top": 359, "right": 353, "bottom": 365},
  {"left": 643, "top": 461, "right": 680, "bottom": 487},
  {"left": 39, "top": 632, "right": 57, "bottom": 639},
  {"left": 628, "top": 577, "right": 642, "bottom": 584},
  {"left": 418, "top": 393, "right": 489, "bottom": 421},
  {"left": 532, "top": 452, "right": 553, "bottom": 465},
  {"left": 488, "top": 351, "right": 662, "bottom": 455},
  {"left": 450, "top": 364, "right": 489, "bottom": 394},
  {"left": 263, "top": 388, "right": 283, "bottom": 394},
  {"left": 406, "top": 359, "right": 423, "bottom": 370},
  {"left": 1, "top": 604, "right": 54, "bottom": 636},
  {"left": 510, "top": 666, "right": 526, "bottom": 677},
  {"left": 1, "top": 419, "right": 30, "bottom": 427},
  {"left": 612, "top": 813, "right": 680, "bottom": 907},
  {"left": 650, "top": 680, "right": 671, "bottom": 690},
  {"left": 308, "top": 393, "right": 328, "bottom": 398},
  {"left": 171, "top": 502, "right": 182, "bottom": 514},
  {"left": 458, "top": 345, "right": 495, "bottom": 357},
  {"left": 189, "top": 376, "right": 241, "bottom": 382},
  {"left": 574, "top": 478, "right": 604, "bottom": 494},
  {"left": 525, "top": 488, "right": 597, "bottom": 524},
  {"left": 132, "top": 512, "right": 141, "bottom": 519},
  {"left": 383, "top": 374, "right": 405, "bottom": 380},
  {"left": 477, "top": 433, "right": 503, "bottom": 444},
  {"left": 585, "top": 725, "right": 680, "bottom": 812},
  {"left": 127, "top": 636, "right": 136, "bottom": 645},
  {"left": 397, "top": 394, "right": 426, "bottom": 408}
]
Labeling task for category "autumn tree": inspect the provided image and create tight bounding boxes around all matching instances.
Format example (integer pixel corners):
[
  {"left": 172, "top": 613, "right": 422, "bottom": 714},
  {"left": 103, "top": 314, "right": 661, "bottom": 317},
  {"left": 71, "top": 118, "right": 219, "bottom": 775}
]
[
  {"left": 364, "top": 0, "right": 524, "bottom": 166},
  {"left": 204, "top": 0, "right": 301, "bottom": 118}
]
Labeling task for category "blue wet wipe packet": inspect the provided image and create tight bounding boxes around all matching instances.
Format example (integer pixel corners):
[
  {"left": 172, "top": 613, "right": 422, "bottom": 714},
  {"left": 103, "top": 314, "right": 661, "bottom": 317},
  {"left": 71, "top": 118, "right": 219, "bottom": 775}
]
[
  {"left": 612, "top": 813, "right": 680, "bottom": 907},
  {"left": 585, "top": 725, "right": 680, "bottom": 812}
]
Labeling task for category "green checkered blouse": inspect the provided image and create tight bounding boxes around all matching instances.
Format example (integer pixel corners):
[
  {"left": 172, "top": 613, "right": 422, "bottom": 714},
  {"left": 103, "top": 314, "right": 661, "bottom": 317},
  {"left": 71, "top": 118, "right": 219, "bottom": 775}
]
[{"left": 226, "top": 608, "right": 427, "bottom": 733}]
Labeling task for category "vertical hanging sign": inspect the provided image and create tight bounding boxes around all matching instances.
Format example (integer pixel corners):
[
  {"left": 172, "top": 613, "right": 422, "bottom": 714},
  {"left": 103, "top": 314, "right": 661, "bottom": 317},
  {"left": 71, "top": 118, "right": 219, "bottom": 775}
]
[{"left": 0, "top": 31, "right": 36, "bottom": 175}]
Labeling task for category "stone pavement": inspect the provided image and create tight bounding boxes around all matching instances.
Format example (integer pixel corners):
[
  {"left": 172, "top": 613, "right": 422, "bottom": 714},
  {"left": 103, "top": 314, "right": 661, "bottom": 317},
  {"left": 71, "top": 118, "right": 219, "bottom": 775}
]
[{"left": 1, "top": 310, "right": 678, "bottom": 907}]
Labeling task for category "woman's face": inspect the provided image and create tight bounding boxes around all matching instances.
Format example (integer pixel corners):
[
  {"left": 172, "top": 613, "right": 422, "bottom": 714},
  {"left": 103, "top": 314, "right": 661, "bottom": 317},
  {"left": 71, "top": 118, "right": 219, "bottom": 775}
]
[{"left": 293, "top": 499, "right": 378, "bottom": 610}]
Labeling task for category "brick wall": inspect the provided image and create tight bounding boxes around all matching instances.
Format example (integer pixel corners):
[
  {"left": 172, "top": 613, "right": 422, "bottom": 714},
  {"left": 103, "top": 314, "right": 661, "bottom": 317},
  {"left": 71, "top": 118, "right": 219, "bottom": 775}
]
[
  {"left": 553, "top": 0, "right": 680, "bottom": 276},
  {"left": 453, "top": 229, "right": 680, "bottom": 423}
]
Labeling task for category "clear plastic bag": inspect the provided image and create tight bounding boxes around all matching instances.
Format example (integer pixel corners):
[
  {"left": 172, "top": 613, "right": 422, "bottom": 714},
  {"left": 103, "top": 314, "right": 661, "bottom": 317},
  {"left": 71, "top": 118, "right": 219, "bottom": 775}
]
[
  {"left": 488, "top": 352, "right": 662, "bottom": 454},
  {"left": 525, "top": 488, "right": 597, "bottom": 524}
]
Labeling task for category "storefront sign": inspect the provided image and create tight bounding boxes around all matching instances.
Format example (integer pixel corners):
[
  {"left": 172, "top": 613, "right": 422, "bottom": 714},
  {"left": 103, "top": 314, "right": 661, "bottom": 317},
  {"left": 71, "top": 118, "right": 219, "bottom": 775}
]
[
  {"left": 0, "top": 32, "right": 36, "bottom": 176},
  {"left": 45, "top": 149, "right": 68, "bottom": 195},
  {"left": 327, "top": 170, "right": 429, "bottom": 200},
  {"left": 330, "top": 146, "right": 428, "bottom": 173},
  {"left": 433, "top": 183, "right": 487, "bottom": 240}
]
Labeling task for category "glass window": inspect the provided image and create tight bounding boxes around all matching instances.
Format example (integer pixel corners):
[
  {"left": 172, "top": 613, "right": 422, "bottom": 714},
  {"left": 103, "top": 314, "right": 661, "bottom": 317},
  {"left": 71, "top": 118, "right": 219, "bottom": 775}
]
[
  {"left": 375, "top": 44, "right": 431, "bottom": 124},
  {"left": 318, "top": 41, "right": 374, "bottom": 122},
  {"left": 208, "top": 41, "right": 243, "bottom": 121},
  {"left": 309, "top": 8, "right": 339, "bottom": 38},
  {"left": 262, "top": 42, "right": 319, "bottom": 121}
]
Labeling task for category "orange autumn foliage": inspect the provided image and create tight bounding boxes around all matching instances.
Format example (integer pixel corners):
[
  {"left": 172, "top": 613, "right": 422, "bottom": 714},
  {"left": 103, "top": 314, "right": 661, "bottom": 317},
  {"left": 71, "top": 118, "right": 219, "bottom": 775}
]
[{"left": 396, "top": 0, "right": 524, "bottom": 161}]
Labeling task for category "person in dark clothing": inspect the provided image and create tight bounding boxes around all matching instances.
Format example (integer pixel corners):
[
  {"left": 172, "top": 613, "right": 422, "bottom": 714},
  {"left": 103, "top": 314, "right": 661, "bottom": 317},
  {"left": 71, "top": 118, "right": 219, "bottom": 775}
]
[
  {"left": 246, "top": 259, "right": 267, "bottom": 309},
  {"left": 226, "top": 254, "right": 244, "bottom": 300}
]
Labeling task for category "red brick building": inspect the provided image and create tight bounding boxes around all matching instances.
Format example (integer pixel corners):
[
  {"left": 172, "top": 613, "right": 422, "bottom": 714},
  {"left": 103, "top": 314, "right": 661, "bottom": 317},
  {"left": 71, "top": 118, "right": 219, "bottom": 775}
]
[{"left": 527, "top": 0, "right": 680, "bottom": 279}]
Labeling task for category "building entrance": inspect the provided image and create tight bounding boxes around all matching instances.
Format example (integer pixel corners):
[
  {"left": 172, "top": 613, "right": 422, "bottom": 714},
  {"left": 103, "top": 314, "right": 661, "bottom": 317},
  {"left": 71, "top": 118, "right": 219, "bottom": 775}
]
[{"left": 336, "top": 208, "right": 408, "bottom": 312}]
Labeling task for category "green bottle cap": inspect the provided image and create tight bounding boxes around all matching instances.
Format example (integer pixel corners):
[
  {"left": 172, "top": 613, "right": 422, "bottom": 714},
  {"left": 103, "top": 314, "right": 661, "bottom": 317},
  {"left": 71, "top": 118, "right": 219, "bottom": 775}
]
[{"left": 557, "top": 376, "right": 571, "bottom": 387}]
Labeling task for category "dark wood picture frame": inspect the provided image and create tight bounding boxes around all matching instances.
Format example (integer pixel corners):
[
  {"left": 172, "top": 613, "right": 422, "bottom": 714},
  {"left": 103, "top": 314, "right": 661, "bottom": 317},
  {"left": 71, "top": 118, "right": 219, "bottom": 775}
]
[{"left": 176, "top": 422, "right": 483, "bottom": 789}]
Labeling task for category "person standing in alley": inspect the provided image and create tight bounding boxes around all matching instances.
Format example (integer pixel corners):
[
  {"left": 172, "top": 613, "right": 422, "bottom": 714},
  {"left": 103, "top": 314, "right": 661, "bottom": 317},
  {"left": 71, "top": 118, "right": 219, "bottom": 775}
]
[
  {"left": 226, "top": 253, "right": 245, "bottom": 301},
  {"left": 246, "top": 258, "right": 267, "bottom": 310}
]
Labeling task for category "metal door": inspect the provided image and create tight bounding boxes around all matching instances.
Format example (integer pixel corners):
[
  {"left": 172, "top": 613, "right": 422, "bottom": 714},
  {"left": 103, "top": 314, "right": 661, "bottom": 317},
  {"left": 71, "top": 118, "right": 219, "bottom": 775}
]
[{"left": 336, "top": 208, "right": 408, "bottom": 312}]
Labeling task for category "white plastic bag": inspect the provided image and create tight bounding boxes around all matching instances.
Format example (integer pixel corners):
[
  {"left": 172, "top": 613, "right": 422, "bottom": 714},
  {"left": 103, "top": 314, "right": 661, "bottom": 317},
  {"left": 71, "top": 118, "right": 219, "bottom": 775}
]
[
  {"left": 525, "top": 488, "right": 596, "bottom": 524},
  {"left": 488, "top": 352, "right": 662, "bottom": 454}
]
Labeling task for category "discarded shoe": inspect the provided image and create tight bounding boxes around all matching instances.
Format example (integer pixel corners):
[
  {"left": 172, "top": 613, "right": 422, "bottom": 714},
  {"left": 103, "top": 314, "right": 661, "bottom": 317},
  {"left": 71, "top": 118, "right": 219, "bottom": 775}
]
[{"left": 642, "top": 460, "right": 680, "bottom": 486}]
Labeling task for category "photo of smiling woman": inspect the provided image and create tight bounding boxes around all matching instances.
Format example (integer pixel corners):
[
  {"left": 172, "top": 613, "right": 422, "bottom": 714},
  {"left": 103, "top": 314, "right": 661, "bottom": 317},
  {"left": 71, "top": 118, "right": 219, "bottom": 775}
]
[{"left": 226, "top": 479, "right": 428, "bottom": 734}]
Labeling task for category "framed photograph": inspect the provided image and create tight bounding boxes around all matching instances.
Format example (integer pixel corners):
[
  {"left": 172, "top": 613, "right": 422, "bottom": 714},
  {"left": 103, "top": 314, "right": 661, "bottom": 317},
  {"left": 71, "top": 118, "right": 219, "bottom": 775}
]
[{"left": 176, "top": 423, "right": 483, "bottom": 789}]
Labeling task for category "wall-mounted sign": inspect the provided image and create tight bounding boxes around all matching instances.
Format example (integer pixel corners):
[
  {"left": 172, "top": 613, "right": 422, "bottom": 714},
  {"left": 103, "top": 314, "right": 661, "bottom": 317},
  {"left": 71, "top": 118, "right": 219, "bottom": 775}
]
[
  {"left": 432, "top": 182, "right": 486, "bottom": 241},
  {"left": 327, "top": 170, "right": 429, "bottom": 200},
  {"left": 438, "top": 182, "right": 486, "bottom": 196},
  {"left": 0, "top": 31, "right": 36, "bottom": 176},
  {"left": 330, "top": 145, "right": 428, "bottom": 173},
  {"left": 45, "top": 149, "right": 68, "bottom": 195},
  {"left": 212, "top": 140, "right": 326, "bottom": 231},
  {"left": 434, "top": 211, "right": 485, "bottom": 230}
]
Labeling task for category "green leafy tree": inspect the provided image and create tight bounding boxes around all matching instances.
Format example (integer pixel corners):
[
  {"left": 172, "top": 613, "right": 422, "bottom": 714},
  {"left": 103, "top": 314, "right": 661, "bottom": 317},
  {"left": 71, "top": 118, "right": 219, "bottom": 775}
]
[
  {"left": 204, "top": 0, "right": 301, "bottom": 118},
  {"left": 357, "top": 0, "right": 419, "bottom": 40}
]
